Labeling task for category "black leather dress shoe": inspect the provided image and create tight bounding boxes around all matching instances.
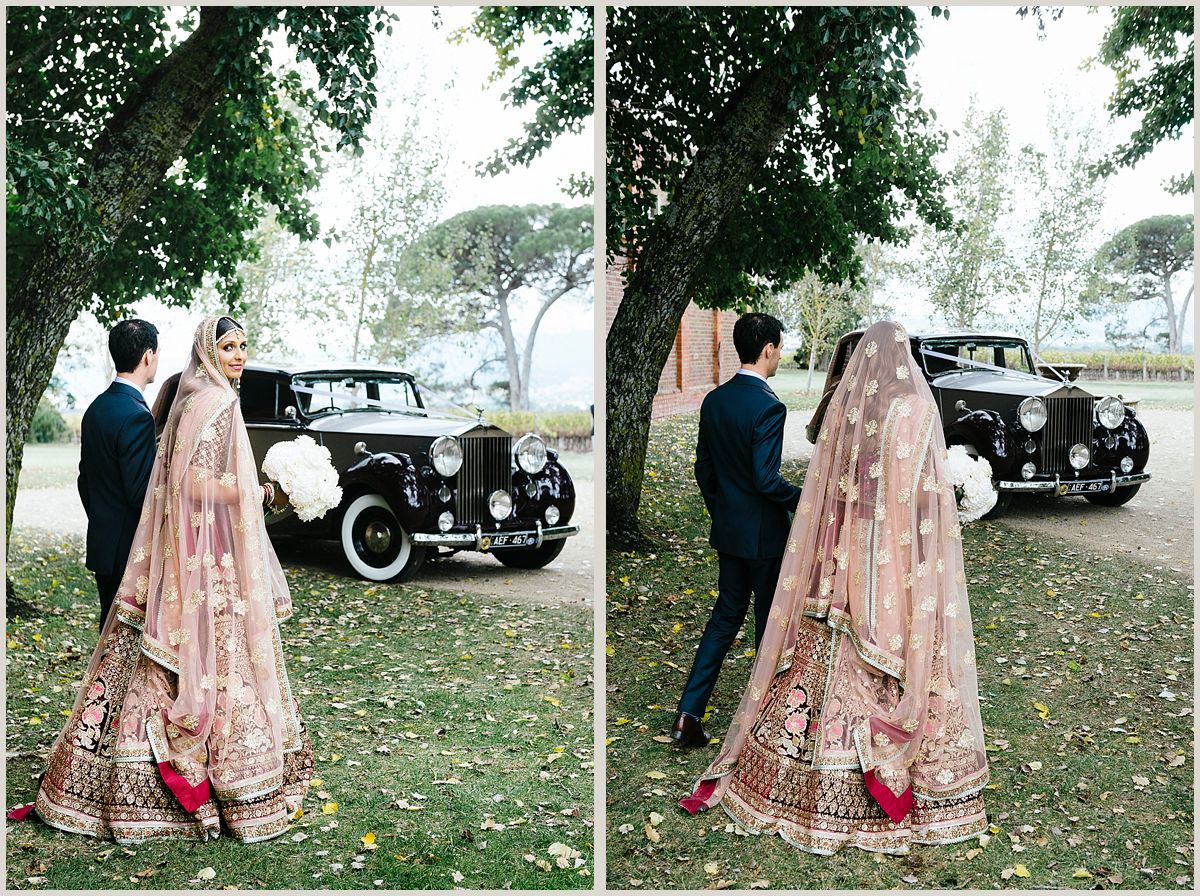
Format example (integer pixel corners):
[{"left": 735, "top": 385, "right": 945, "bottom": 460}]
[{"left": 670, "top": 712, "right": 712, "bottom": 748}]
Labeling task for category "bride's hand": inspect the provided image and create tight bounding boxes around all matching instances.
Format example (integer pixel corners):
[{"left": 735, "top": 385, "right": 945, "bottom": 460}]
[{"left": 269, "top": 481, "right": 290, "bottom": 509}]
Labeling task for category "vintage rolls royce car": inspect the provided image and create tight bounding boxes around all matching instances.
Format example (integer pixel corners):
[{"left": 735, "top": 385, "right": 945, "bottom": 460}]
[
  {"left": 807, "top": 331, "right": 1151, "bottom": 517},
  {"left": 155, "top": 362, "right": 580, "bottom": 581}
]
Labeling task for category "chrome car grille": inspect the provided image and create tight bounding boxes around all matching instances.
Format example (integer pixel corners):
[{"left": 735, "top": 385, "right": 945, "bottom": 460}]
[
  {"left": 458, "top": 432, "right": 512, "bottom": 525},
  {"left": 1038, "top": 396, "right": 1093, "bottom": 473}
]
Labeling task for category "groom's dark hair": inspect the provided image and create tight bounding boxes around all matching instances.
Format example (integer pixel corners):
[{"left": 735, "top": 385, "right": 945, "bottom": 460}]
[
  {"left": 733, "top": 313, "right": 784, "bottom": 364},
  {"left": 110, "top": 319, "right": 159, "bottom": 373}
]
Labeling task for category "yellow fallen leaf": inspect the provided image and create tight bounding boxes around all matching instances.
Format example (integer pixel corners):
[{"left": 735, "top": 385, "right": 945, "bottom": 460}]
[
  {"left": 310, "top": 778, "right": 324, "bottom": 788},
  {"left": 645, "top": 771, "right": 666, "bottom": 780},
  {"left": 290, "top": 807, "right": 304, "bottom": 821},
  {"left": 1073, "top": 869, "right": 1093, "bottom": 879},
  {"left": 330, "top": 753, "right": 343, "bottom": 763},
  {"left": 605, "top": 645, "right": 614, "bottom": 656},
  {"left": 704, "top": 862, "right": 720, "bottom": 876},
  {"left": 361, "top": 832, "right": 377, "bottom": 849},
  {"left": 644, "top": 824, "right": 660, "bottom": 843},
  {"left": 1014, "top": 864, "right": 1030, "bottom": 878},
  {"left": 321, "top": 802, "right": 338, "bottom": 815},
  {"left": 614, "top": 718, "right": 631, "bottom": 726},
  {"left": 543, "top": 696, "right": 562, "bottom": 708}
]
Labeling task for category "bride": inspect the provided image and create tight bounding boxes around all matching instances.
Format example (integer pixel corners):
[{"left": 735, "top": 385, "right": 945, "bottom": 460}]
[
  {"left": 10, "top": 315, "right": 312, "bottom": 843},
  {"left": 681, "top": 320, "right": 989, "bottom": 854}
]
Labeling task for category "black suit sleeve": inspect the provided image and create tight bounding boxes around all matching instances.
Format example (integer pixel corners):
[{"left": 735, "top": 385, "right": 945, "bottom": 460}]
[
  {"left": 694, "top": 430, "right": 717, "bottom": 515},
  {"left": 77, "top": 458, "right": 90, "bottom": 514},
  {"left": 116, "top": 410, "right": 157, "bottom": 510},
  {"left": 751, "top": 402, "right": 802, "bottom": 510}
]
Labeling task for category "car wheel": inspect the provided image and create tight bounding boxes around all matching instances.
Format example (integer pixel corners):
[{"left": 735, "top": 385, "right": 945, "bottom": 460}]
[
  {"left": 493, "top": 539, "right": 566, "bottom": 570},
  {"left": 1084, "top": 483, "right": 1141, "bottom": 507},
  {"left": 340, "top": 493, "right": 426, "bottom": 582}
]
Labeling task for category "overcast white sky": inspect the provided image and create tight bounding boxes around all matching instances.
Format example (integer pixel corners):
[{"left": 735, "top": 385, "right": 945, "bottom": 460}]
[
  {"left": 889, "top": 5, "right": 1193, "bottom": 345},
  {"left": 58, "top": 6, "right": 593, "bottom": 411}
]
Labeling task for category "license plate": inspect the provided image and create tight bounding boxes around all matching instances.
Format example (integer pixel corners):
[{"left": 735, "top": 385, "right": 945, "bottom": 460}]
[
  {"left": 1059, "top": 481, "right": 1109, "bottom": 496},
  {"left": 486, "top": 533, "right": 537, "bottom": 549}
]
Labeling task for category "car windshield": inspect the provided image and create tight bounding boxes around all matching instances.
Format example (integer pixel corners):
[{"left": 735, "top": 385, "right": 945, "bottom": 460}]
[
  {"left": 920, "top": 340, "right": 1034, "bottom": 376},
  {"left": 292, "top": 376, "right": 427, "bottom": 418}
]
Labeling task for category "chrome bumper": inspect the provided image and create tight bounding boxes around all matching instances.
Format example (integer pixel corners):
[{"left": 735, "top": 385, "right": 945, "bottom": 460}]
[
  {"left": 411, "top": 522, "right": 580, "bottom": 550},
  {"left": 997, "top": 472, "right": 1151, "bottom": 495}
]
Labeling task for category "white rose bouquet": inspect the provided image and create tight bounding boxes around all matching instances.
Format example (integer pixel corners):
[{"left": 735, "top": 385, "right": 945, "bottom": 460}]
[
  {"left": 261, "top": 435, "right": 343, "bottom": 522},
  {"left": 945, "top": 444, "right": 998, "bottom": 524}
]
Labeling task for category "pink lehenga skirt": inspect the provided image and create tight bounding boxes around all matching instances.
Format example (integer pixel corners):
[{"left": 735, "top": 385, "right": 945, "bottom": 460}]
[
  {"left": 18, "top": 610, "right": 313, "bottom": 844},
  {"left": 703, "top": 616, "right": 987, "bottom": 855}
]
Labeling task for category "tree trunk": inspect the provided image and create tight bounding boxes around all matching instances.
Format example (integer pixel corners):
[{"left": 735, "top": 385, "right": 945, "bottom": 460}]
[
  {"left": 352, "top": 240, "right": 378, "bottom": 363},
  {"left": 5, "top": 7, "right": 257, "bottom": 545},
  {"left": 494, "top": 290, "right": 524, "bottom": 410},
  {"left": 519, "top": 283, "right": 577, "bottom": 413},
  {"left": 1162, "top": 269, "right": 1180, "bottom": 354},
  {"left": 606, "top": 48, "right": 806, "bottom": 546},
  {"left": 806, "top": 344, "right": 818, "bottom": 393}
]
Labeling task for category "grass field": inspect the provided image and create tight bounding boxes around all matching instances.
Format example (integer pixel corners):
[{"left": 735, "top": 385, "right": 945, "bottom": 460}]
[
  {"left": 5, "top": 531, "right": 593, "bottom": 890},
  {"left": 605, "top": 413, "right": 1193, "bottom": 890}
]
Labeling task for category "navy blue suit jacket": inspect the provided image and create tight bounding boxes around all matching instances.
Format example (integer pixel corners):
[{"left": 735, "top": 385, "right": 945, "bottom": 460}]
[
  {"left": 694, "top": 372, "right": 802, "bottom": 560},
  {"left": 77, "top": 382, "right": 157, "bottom": 576}
]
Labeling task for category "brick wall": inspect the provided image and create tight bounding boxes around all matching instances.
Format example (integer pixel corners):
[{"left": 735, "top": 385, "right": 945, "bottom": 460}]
[{"left": 606, "top": 258, "right": 739, "bottom": 419}]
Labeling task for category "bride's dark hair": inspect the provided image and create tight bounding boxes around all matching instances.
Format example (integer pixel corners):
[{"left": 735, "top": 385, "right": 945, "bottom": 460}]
[{"left": 215, "top": 316, "right": 244, "bottom": 340}]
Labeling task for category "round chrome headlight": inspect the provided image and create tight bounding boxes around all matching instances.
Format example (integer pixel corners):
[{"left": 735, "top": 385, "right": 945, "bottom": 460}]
[
  {"left": 1018, "top": 396, "right": 1047, "bottom": 433},
  {"left": 438, "top": 511, "right": 455, "bottom": 532},
  {"left": 1120, "top": 456, "right": 1134, "bottom": 473},
  {"left": 437, "top": 485, "right": 452, "bottom": 503},
  {"left": 514, "top": 434, "right": 547, "bottom": 475},
  {"left": 1096, "top": 396, "right": 1125, "bottom": 430},
  {"left": 545, "top": 505, "right": 560, "bottom": 526},
  {"left": 488, "top": 489, "right": 512, "bottom": 521},
  {"left": 1021, "top": 462, "right": 1037, "bottom": 481},
  {"left": 430, "top": 436, "right": 463, "bottom": 477},
  {"left": 524, "top": 480, "right": 538, "bottom": 498},
  {"left": 1068, "top": 443, "right": 1090, "bottom": 470},
  {"left": 1024, "top": 439, "right": 1037, "bottom": 454}
]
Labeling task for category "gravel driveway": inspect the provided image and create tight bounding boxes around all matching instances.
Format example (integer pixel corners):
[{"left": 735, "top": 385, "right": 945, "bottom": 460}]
[
  {"left": 784, "top": 407, "right": 1193, "bottom": 573},
  {"left": 13, "top": 477, "right": 594, "bottom": 608}
]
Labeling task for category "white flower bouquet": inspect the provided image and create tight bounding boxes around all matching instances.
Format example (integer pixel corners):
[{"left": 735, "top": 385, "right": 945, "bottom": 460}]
[
  {"left": 261, "top": 435, "right": 343, "bottom": 522},
  {"left": 945, "top": 445, "right": 998, "bottom": 524}
]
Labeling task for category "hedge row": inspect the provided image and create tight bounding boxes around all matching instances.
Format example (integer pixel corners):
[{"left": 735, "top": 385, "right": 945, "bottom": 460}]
[
  {"left": 1039, "top": 350, "right": 1193, "bottom": 374},
  {"left": 487, "top": 409, "right": 594, "bottom": 439}
]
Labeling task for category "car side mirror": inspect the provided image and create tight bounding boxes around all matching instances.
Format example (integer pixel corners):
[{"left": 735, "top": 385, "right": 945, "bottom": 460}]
[
  {"left": 284, "top": 405, "right": 298, "bottom": 421},
  {"left": 954, "top": 399, "right": 969, "bottom": 413},
  {"left": 354, "top": 441, "right": 371, "bottom": 457}
]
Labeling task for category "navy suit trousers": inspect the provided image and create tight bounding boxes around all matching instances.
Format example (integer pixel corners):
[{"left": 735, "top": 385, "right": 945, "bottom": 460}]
[{"left": 676, "top": 552, "right": 783, "bottom": 719}]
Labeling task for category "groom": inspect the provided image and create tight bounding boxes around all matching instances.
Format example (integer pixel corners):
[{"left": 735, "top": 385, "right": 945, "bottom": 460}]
[
  {"left": 672, "top": 312, "right": 802, "bottom": 747},
  {"left": 78, "top": 319, "right": 160, "bottom": 628}
]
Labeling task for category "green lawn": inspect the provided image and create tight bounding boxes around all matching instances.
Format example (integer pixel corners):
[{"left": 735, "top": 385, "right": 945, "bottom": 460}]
[
  {"left": 15, "top": 444, "right": 81, "bottom": 491},
  {"left": 5, "top": 531, "right": 593, "bottom": 890},
  {"left": 1076, "top": 379, "right": 1194, "bottom": 410},
  {"left": 606, "top": 413, "right": 1193, "bottom": 890}
]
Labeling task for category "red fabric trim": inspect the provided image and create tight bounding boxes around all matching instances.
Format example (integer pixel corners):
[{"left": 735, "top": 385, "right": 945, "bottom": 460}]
[
  {"left": 863, "top": 769, "right": 913, "bottom": 823},
  {"left": 157, "top": 761, "right": 211, "bottom": 814},
  {"left": 679, "top": 778, "right": 718, "bottom": 815},
  {"left": 6, "top": 802, "right": 35, "bottom": 821}
]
